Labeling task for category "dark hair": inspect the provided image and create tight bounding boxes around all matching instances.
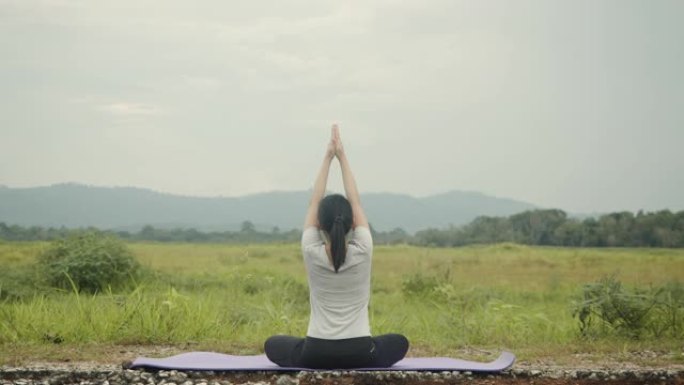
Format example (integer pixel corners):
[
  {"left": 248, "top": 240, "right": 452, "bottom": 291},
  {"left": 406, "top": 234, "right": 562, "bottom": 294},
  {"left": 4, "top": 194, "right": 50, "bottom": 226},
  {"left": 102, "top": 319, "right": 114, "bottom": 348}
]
[{"left": 318, "top": 194, "right": 353, "bottom": 272}]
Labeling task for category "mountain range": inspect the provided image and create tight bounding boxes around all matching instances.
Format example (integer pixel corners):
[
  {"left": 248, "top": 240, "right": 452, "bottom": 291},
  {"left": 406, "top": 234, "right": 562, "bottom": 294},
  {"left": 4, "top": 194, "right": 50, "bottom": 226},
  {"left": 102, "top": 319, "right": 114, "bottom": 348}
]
[{"left": 0, "top": 183, "right": 537, "bottom": 233}]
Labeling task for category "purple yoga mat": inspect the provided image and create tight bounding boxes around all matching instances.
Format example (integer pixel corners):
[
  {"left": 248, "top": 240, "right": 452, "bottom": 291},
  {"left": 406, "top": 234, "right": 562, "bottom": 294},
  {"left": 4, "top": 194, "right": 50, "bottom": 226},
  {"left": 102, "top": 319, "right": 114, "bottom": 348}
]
[{"left": 130, "top": 351, "right": 515, "bottom": 372}]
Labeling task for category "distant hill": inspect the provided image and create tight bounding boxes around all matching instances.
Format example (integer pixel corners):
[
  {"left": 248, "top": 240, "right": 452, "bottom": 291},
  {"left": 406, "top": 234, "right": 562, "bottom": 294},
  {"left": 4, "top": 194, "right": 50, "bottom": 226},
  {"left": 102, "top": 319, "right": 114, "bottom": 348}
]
[{"left": 0, "top": 183, "right": 536, "bottom": 233}]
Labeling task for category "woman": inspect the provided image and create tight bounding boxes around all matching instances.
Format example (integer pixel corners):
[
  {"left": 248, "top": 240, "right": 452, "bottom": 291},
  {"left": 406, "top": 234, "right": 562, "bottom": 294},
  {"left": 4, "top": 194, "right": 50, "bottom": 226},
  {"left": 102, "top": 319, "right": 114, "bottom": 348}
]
[{"left": 264, "top": 125, "right": 409, "bottom": 369}]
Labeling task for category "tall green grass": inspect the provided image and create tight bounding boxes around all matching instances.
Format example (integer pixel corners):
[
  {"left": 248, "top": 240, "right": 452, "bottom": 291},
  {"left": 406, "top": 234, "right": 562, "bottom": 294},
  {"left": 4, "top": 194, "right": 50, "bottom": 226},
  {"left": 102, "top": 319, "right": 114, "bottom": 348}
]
[{"left": 1, "top": 242, "right": 683, "bottom": 361}]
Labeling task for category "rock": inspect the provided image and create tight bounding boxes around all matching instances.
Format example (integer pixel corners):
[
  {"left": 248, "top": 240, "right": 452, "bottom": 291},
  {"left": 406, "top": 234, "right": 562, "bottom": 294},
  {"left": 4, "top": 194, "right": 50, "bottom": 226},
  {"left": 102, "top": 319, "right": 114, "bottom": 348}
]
[
  {"left": 123, "top": 371, "right": 139, "bottom": 381},
  {"left": 295, "top": 372, "right": 308, "bottom": 379},
  {"left": 275, "top": 375, "right": 296, "bottom": 385}
]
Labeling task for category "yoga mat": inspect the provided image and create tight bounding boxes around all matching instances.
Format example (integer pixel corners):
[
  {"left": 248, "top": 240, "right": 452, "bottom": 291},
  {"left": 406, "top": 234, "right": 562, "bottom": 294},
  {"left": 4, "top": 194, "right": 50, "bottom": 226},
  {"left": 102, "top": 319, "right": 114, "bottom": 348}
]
[{"left": 130, "top": 351, "right": 515, "bottom": 372}]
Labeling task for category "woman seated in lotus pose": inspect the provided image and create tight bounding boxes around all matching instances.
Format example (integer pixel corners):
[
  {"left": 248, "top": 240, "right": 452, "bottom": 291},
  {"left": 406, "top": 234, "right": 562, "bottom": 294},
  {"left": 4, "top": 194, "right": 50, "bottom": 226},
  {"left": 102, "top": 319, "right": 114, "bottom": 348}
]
[{"left": 264, "top": 125, "right": 409, "bottom": 369}]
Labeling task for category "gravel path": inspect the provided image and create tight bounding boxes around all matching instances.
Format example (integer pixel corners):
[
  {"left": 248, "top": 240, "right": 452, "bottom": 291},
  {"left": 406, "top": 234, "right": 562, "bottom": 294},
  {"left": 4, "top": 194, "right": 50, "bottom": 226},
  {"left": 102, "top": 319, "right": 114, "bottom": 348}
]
[{"left": 2, "top": 365, "right": 684, "bottom": 385}]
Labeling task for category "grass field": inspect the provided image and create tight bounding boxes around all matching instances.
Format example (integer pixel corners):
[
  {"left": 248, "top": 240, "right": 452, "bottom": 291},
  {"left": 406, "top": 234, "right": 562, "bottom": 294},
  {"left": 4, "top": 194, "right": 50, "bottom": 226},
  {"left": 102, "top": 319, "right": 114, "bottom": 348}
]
[{"left": 1, "top": 241, "right": 683, "bottom": 366}]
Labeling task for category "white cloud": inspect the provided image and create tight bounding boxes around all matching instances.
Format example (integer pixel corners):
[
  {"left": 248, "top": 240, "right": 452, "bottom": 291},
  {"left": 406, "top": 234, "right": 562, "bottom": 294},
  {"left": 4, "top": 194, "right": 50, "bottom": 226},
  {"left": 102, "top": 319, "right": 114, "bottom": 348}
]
[
  {"left": 98, "top": 102, "right": 162, "bottom": 116},
  {"left": 182, "top": 76, "right": 222, "bottom": 90},
  {"left": 0, "top": 0, "right": 682, "bottom": 212}
]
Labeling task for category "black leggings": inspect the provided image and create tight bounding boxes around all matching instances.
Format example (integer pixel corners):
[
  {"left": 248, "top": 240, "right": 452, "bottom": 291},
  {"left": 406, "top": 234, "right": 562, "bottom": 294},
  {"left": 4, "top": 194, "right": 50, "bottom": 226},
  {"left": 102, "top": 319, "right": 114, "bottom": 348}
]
[{"left": 264, "top": 334, "right": 409, "bottom": 369}]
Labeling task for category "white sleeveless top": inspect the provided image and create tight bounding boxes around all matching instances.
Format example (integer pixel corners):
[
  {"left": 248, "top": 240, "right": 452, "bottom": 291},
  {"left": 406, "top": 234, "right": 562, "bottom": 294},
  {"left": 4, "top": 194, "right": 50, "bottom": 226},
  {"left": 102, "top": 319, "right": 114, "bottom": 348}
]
[{"left": 301, "top": 226, "right": 373, "bottom": 339}]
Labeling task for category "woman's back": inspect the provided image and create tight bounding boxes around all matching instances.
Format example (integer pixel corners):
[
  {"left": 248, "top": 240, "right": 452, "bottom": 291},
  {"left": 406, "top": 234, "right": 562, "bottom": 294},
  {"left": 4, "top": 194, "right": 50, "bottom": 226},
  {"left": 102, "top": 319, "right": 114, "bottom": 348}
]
[
  {"left": 264, "top": 125, "right": 408, "bottom": 369},
  {"left": 302, "top": 226, "right": 373, "bottom": 339}
]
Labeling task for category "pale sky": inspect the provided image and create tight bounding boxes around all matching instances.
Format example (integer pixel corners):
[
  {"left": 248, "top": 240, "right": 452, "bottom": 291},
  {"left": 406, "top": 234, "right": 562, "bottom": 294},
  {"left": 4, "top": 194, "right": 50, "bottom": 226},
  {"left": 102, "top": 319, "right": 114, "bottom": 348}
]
[{"left": 1, "top": 0, "right": 682, "bottom": 213}]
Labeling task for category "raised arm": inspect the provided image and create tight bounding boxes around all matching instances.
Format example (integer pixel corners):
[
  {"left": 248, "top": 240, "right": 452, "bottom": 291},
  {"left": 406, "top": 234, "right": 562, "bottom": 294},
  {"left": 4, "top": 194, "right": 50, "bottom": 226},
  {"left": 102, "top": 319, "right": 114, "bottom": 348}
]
[
  {"left": 333, "top": 125, "right": 369, "bottom": 228},
  {"left": 303, "top": 130, "right": 336, "bottom": 229}
]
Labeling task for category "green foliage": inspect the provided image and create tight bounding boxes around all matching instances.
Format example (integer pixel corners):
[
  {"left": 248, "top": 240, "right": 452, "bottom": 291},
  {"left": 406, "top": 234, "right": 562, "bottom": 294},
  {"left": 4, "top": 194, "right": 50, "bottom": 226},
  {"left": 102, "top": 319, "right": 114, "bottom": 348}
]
[
  {"left": 1, "top": 241, "right": 683, "bottom": 362},
  {"left": 401, "top": 272, "right": 441, "bottom": 297},
  {"left": 38, "top": 231, "right": 141, "bottom": 293},
  {"left": 2, "top": 208, "right": 684, "bottom": 248},
  {"left": 401, "top": 269, "right": 495, "bottom": 305},
  {"left": 413, "top": 209, "right": 684, "bottom": 248},
  {"left": 573, "top": 275, "right": 684, "bottom": 339},
  {"left": 0, "top": 265, "right": 45, "bottom": 302},
  {"left": 0, "top": 222, "right": 303, "bottom": 243},
  {"left": 651, "top": 281, "right": 684, "bottom": 338}
]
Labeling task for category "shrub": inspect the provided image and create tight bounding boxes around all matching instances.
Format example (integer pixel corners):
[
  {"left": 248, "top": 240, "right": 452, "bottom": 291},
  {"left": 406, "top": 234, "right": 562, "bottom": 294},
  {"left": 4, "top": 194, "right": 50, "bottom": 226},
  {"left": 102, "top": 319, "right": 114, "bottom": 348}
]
[
  {"left": 401, "top": 270, "right": 470, "bottom": 304},
  {"left": 651, "top": 281, "right": 684, "bottom": 338},
  {"left": 0, "top": 265, "right": 45, "bottom": 301},
  {"left": 573, "top": 275, "right": 684, "bottom": 339},
  {"left": 38, "top": 231, "right": 141, "bottom": 293},
  {"left": 402, "top": 272, "right": 440, "bottom": 297}
]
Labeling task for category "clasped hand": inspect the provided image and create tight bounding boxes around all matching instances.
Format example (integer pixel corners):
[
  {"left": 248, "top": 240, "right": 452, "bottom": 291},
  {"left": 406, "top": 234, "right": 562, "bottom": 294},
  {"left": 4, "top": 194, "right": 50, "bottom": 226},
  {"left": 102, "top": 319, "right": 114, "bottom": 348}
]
[{"left": 326, "top": 124, "right": 345, "bottom": 160}]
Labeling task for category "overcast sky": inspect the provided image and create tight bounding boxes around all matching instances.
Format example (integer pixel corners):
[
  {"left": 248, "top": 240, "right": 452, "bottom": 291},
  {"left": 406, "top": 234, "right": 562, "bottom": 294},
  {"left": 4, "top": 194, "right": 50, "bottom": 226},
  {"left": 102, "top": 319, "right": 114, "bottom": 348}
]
[{"left": 1, "top": 0, "right": 682, "bottom": 213}]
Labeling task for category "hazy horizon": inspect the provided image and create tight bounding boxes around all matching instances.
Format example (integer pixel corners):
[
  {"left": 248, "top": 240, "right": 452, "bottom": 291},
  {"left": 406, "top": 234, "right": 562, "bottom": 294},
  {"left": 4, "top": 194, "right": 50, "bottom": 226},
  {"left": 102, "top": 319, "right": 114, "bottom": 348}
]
[
  {"left": 0, "top": 181, "right": 677, "bottom": 216},
  {"left": 0, "top": 180, "right": 532, "bottom": 203},
  {"left": 2, "top": 1, "right": 682, "bottom": 214}
]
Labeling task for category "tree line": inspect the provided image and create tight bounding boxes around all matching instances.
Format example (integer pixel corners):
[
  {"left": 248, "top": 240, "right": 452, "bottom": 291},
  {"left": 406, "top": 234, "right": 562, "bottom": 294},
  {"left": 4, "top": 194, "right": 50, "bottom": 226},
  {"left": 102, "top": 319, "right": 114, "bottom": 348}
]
[
  {"left": 0, "top": 221, "right": 301, "bottom": 243},
  {"left": 1, "top": 209, "right": 683, "bottom": 247},
  {"left": 409, "top": 209, "right": 684, "bottom": 248}
]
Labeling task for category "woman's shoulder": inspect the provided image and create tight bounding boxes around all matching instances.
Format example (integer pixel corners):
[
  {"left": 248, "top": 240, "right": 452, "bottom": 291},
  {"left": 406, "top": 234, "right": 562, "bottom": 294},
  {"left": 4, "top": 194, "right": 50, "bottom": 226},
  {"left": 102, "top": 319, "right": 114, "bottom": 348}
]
[
  {"left": 351, "top": 225, "right": 372, "bottom": 238},
  {"left": 349, "top": 226, "right": 373, "bottom": 253},
  {"left": 302, "top": 226, "right": 324, "bottom": 248}
]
